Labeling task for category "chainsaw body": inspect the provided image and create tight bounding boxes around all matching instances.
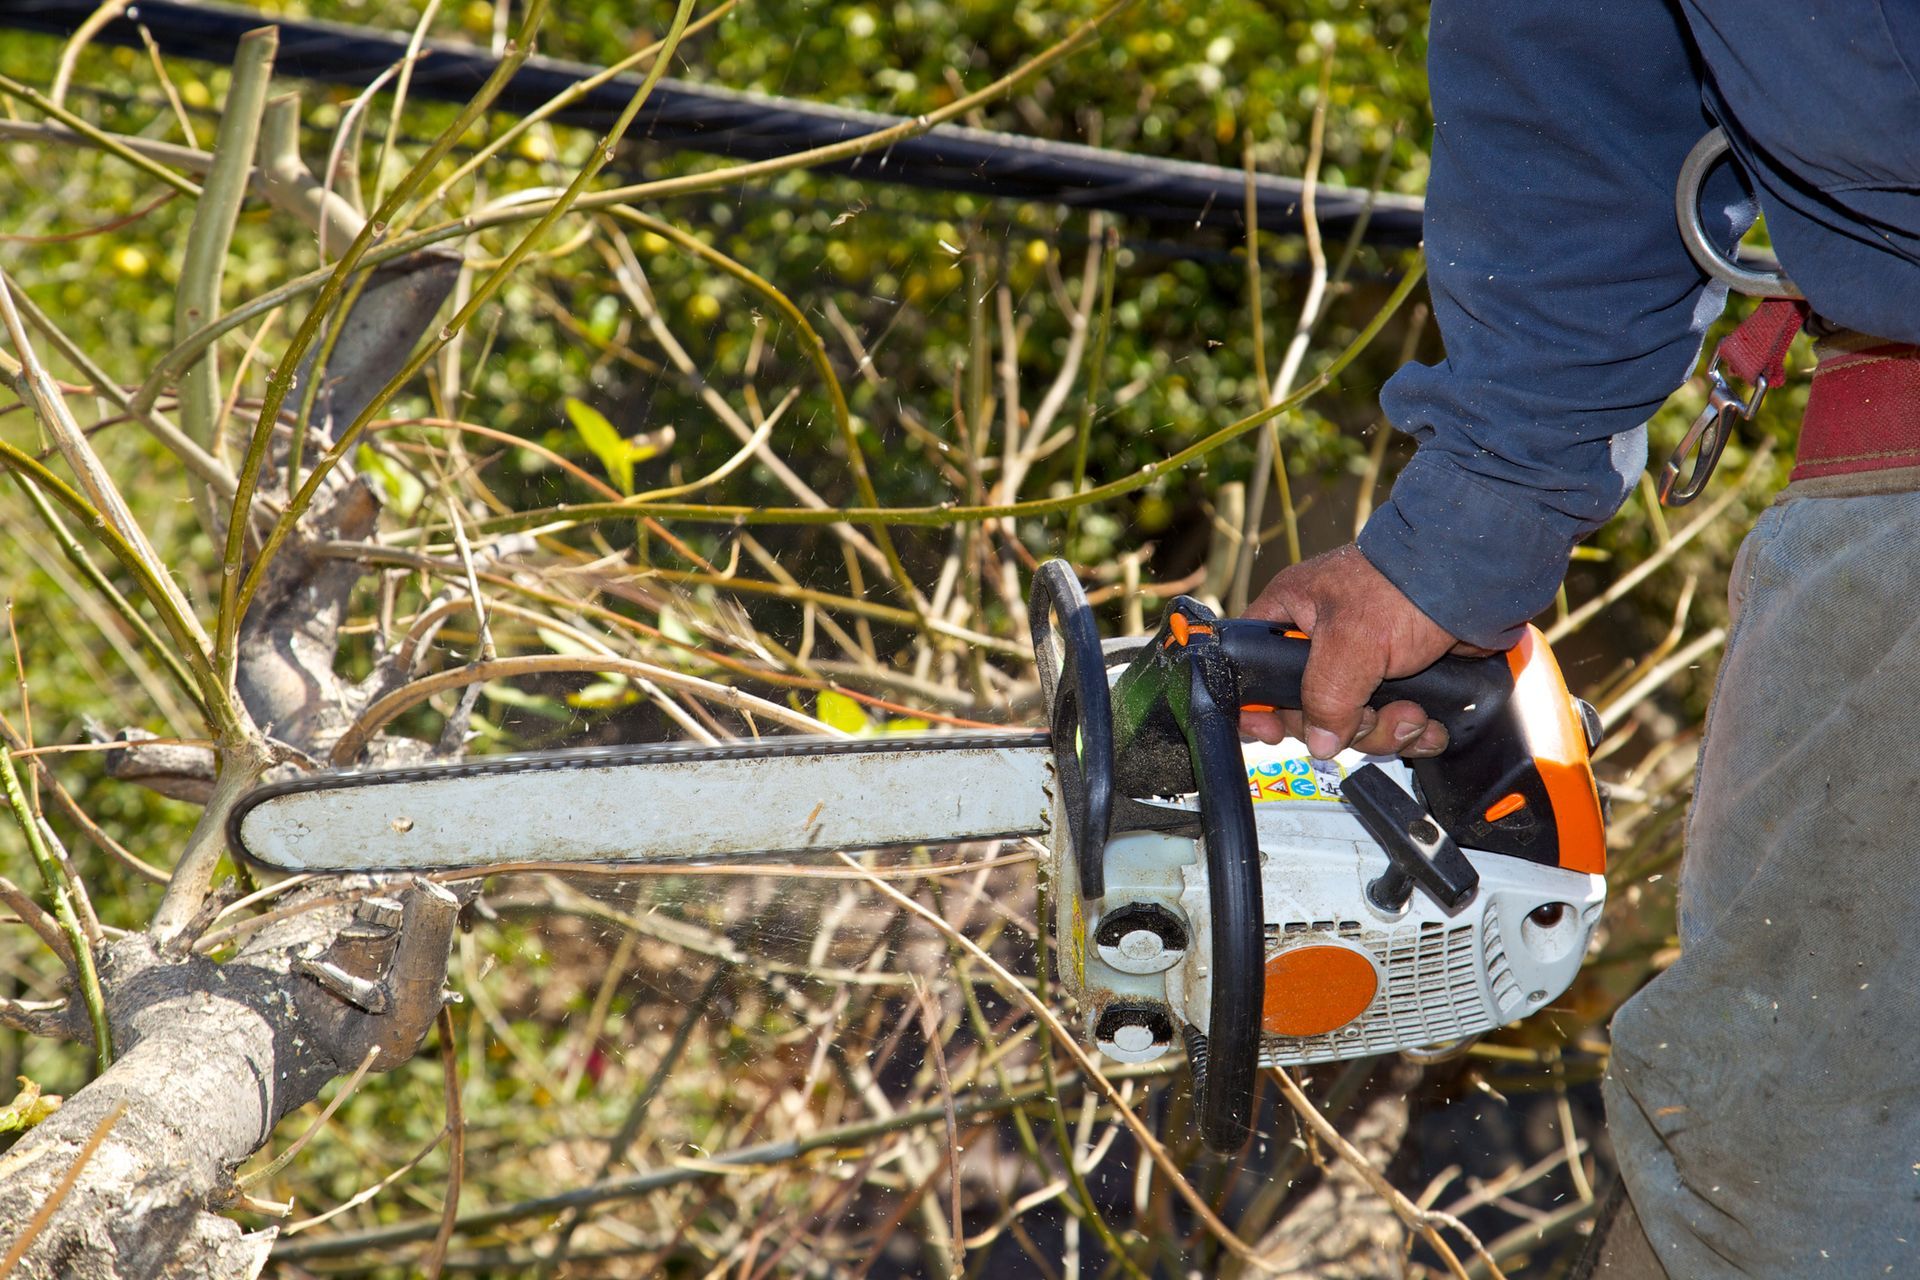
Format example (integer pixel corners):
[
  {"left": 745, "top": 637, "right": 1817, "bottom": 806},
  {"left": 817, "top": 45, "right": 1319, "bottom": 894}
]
[{"left": 1029, "top": 563, "right": 1608, "bottom": 1151}]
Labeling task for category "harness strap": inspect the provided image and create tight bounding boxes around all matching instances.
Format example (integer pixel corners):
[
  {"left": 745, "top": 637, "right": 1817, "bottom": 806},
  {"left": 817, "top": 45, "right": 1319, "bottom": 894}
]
[
  {"left": 1658, "top": 299, "right": 1810, "bottom": 506},
  {"left": 1717, "top": 298, "right": 1808, "bottom": 388}
]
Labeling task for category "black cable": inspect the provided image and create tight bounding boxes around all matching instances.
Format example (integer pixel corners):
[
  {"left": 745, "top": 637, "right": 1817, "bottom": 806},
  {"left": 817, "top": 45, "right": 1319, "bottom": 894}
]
[{"left": 1, "top": 0, "right": 1424, "bottom": 246}]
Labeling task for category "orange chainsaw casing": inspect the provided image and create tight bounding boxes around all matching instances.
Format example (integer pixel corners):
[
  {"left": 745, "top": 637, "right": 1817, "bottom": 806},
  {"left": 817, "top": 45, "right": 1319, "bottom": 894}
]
[{"left": 1503, "top": 626, "right": 1607, "bottom": 875}]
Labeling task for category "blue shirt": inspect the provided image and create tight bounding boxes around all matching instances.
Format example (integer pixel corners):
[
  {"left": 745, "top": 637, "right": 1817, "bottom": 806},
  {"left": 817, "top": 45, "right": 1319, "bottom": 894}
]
[{"left": 1357, "top": 0, "right": 1920, "bottom": 648}]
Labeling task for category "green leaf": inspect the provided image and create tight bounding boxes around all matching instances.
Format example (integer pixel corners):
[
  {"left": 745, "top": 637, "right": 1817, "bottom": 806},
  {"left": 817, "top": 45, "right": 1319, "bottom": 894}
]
[
  {"left": 817, "top": 689, "right": 870, "bottom": 735},
  {"left": 624, "top": 427, "right": 673, "bottom": 465},
  {"left": 881, "top": 717, "right": 931, "bottom": 734},
  {"left": 354, "top": 444, "right": 424, "bottom": 518},
  {"left": 566, "top": 678, "right": 638, "bottom": 710},
  {"left": 564, "top": 397, "right": 634, "bottom": 494},
  {"left": 585, "top": 294, "right": 621, "bottom": 345},
  {"left": 0, "top": 1078, "right": 60, "bottom": 1135},
  {"left": 535, "top": 625, "right": 598, "bottom": 657},
  {"left": 480, "top": 682, "right": 571, "bottom": 723},
  {"left": 563, "top": 398, "right": 676, "bottom": 494},
  {"left": 658, "top": 607, "right": 697, "bottom": 646}
]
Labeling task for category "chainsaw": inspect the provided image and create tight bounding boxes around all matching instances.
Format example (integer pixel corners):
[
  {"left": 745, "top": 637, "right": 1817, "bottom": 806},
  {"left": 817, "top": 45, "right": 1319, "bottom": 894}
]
[{"left": 232, "top": 559, "right": 1608, "bottom": 1152}]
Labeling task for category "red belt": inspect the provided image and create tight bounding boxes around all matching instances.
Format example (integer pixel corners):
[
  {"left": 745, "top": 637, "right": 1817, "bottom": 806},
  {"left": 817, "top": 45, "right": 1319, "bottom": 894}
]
[
  {"left": 1795, "top": 339, "right": 1920, "bottom": 480},
  {"left": 1662, "top": 297, "right": 1920, "bottom": 498}
]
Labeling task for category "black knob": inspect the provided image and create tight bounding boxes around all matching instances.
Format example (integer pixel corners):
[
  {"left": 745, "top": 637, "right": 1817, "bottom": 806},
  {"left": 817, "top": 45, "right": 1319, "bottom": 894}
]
[
  {"left": 1093, "top": 902, "right": 1190, "bottom": 950},
  {"left": 1094, "top": 1002, "right": 1176, "bottom": 1058}
]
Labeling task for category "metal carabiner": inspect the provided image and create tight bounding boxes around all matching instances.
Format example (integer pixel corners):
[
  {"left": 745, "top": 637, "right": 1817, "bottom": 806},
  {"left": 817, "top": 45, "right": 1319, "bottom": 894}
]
[
  {"left": 1658, "top": 129, "right": 1802, "bottom": 506},
  {"left": 1657, "top": 357, "right": 1769, "bottom": 506}
]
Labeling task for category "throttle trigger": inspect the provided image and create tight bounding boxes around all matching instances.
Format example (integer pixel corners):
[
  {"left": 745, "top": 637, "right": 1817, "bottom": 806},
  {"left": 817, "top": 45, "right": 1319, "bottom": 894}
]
[{"left": 1343, "top": 764, "right": 1480, "bottom": 912}]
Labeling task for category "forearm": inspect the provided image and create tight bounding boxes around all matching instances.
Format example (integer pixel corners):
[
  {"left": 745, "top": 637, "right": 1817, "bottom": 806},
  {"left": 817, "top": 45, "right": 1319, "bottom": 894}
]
[{"left": 1362, "top": 0, "right": 1743, "bottom": 647}]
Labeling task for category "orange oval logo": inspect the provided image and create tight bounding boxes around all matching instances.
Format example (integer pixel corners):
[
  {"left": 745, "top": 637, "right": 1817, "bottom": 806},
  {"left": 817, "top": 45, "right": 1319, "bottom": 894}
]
[{"left": 1262, "top": 943, "right": 1379, "bottom": 1037}]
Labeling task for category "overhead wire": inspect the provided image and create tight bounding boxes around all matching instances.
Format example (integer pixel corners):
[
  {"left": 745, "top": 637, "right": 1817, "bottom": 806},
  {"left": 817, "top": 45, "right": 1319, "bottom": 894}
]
[{"left": 3, "top": 0, "right": 1424, "bottom": 247}]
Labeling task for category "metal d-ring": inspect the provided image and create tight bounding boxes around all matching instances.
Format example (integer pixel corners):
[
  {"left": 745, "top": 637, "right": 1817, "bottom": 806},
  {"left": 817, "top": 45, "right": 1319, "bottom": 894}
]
[{"left": 1676, "top": 127, "right": 1804, "bottom": 300}]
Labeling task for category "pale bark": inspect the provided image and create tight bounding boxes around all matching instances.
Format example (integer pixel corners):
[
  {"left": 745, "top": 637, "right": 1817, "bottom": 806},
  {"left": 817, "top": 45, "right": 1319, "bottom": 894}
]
[{"left": 0, "top": 170, "right": 463, "bottom": 1270}]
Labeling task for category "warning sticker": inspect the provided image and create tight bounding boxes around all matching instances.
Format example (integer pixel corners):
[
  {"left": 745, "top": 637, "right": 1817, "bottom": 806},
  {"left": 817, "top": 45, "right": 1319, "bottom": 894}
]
[{"left": 1247, "top": 756, "right": 1348, "bottom": 804}]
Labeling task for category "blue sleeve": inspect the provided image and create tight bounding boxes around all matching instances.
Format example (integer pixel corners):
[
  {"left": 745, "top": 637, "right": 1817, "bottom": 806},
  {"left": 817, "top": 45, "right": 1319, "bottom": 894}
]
[
  {"left": 1357, "top": 0, "right": 1743, "bottom": 649},
  {"left": 1681, "top": 1, "right": 1920, "bottom": 348}
]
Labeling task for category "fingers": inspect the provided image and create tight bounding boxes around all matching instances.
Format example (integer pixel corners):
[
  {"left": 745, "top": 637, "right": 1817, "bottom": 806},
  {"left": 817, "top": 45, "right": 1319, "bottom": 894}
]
[
  {"left": 1242, "top": 709, "right": 1378, "bottom": 747},
  {"left": 1243, "top": 704, "right": 1446, "bottom": 758},
  {"left": 1240, "top": 543, "right": 1472, "bottom": 760},
  {"left": 1298, "top": 623, "right": 1388, "bottom": 759},
  {"left": 1240, "top": 708, "right": 1285, "bottom": 745},
  {"left": 1349, "top": 700, "right": 1428, "bottom": 756}
]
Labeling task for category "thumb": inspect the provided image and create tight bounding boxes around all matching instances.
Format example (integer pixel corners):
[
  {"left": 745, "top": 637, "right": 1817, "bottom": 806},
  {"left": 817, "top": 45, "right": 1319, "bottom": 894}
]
[{"left": 1298, "top": 617, "right": 1387, "bottom": 759}]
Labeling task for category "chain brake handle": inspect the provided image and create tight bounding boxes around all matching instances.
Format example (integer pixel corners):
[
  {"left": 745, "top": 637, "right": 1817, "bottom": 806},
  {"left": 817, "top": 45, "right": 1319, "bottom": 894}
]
[
  {"left": 1028, "top": 560, "right": 1115, "bottom": 900},
  {"left": 1106, "top": 595, "right": 1263, "bottom": 1152}
]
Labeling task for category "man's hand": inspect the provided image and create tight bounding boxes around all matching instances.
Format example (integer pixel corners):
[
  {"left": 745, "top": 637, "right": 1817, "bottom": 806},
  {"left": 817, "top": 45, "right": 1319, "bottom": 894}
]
[{"left": 1241, "top": 544, "right": 1489, "bottom": 760}]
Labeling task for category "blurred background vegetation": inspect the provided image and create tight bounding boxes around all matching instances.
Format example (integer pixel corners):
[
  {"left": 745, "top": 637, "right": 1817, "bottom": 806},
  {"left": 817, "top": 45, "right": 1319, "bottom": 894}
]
[{"left": 0, "top": 0, "right": 1805, "bottom": 1274}]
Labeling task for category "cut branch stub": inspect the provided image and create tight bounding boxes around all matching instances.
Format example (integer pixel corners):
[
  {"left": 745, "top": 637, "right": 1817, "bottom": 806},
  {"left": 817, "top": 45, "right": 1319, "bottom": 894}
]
[
  {"left": 102, "top": 728, "right": 218, "bottom": 805},
  {"left": 294, "top": 878, "right": 460, "bottom": 1073}
]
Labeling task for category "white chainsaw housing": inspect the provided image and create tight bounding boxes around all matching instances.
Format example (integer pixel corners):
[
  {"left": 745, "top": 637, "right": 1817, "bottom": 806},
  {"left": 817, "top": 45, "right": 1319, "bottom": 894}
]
[{"left": 1053, "top": 741, "right": 1605, "bottom": 1067}]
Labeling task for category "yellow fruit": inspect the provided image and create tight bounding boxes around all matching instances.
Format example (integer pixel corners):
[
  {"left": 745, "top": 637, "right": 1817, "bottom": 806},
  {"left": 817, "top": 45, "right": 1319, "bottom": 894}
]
[
  {"left": 461, "top": 0, "right": 494, "bottom": 36},
  {"left": 110, "top": 246, "right": 149, "bottom": 278}
]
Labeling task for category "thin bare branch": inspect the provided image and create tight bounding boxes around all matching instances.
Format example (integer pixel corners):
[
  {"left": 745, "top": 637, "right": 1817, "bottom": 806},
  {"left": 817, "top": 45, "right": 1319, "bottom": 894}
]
[
  {"left": 0, "top": 874, "right": 75, "bottom": 968},
  {"left": 235, "top": 1047, "right": 381, "bottom": 1193},
  {"left": 330, "top": 651, "right": 840, "bottom": 764},
  {"left": 49, "top": 0, "right": 133, "bottom": 108},
  {"left": 0, "top": 748, "right": 110, "bottom": 1072},
  {"left": 0, "top": 1102, "right": 126, "bottom": 1276},
  {"left": 1269, "top": 1068, "right": 1499, "bottom": 1280},
  {"left": 420, "top": 1007, "right": 465, "bottom": 1280},
  {"left": 0, "top": 270, "right": 211, "bottom": 658},
  {"left": 839, "top": 853, "right": 1277, "bottom": 1273}
]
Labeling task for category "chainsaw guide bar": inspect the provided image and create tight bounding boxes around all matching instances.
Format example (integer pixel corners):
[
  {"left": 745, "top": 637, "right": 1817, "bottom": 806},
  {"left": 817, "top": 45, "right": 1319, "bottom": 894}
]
[{"left": 231, "top": 731, "right": 1054, "bottom": 872}]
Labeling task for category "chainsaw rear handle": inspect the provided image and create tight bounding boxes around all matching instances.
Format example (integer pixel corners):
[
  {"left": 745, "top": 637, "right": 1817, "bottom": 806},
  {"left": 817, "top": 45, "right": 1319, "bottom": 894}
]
[
  {"left": 1219, "top": 619, "right": 1604, "bottom": 875},
  {"left": 1222, "top": 619, "right": 1503, "bottom": 740}
]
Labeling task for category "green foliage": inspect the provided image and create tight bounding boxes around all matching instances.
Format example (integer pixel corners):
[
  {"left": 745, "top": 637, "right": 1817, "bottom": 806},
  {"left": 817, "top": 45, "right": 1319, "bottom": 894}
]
[
  {"left": 814, "top": 688, "right": 869, "bottom": 735},
  {"left": 0, "top": 1077, "right": 60, "bottom": 1134},
  {"left": 562, "top": 396, "right": 667, "bottom": 495}
]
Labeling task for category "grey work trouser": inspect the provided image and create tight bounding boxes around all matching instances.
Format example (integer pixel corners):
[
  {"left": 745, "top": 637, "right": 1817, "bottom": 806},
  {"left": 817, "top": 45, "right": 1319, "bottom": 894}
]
[{"left": 1604, "top": 477, "right": 1920, "bottom": 1276}]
